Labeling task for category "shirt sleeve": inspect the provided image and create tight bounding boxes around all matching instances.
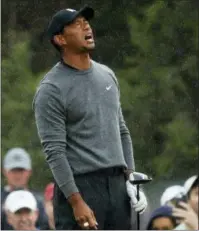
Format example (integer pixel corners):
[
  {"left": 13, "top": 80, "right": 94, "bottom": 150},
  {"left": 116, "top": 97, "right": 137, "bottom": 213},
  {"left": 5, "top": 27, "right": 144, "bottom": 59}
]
[
  {"left": 118, "top": 105, "right": 135, "bottom": 171},
  {"left": 108, "top": 69, "right": 135, "bottom": 171},
  {"left": 33, "top": 83, "right": 79, "bottom": 199}
]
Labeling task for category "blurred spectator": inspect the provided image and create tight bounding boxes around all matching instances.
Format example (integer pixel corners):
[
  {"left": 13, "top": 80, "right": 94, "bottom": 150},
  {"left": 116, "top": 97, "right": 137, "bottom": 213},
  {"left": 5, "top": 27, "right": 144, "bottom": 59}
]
[
  {"left": 4, "top": 190, "right": 39, "bottom": 230},
  {"left": 42, "top": 183, "right": 55, "bottom": 230},
  {"left": 1, "top": 147, "right": 48, "bottom": 230},
  {"left": 173, "top": 175, "right": 198, "bottom": 230},
  {"left": 160, "top": 185, "right": 186, "bottom": 207},
  {"left": 146, "top": 206, "right": 176, "bottom": 230},
  {"left": 184, "top": 175, "right": 198, "bottom": 214}
]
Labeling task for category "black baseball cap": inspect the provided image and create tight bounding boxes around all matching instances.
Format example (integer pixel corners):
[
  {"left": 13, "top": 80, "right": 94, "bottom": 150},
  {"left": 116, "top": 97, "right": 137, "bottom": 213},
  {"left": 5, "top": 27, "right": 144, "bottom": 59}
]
[{"left": 47, "top": 6, "right": 94, "bottom": 39}]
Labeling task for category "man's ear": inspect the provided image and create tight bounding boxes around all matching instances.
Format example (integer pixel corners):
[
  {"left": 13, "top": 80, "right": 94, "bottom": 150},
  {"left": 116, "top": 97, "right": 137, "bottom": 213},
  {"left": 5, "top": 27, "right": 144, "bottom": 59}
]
[{"left": 53, "top": 34, "right": 67, "bottom": 47}]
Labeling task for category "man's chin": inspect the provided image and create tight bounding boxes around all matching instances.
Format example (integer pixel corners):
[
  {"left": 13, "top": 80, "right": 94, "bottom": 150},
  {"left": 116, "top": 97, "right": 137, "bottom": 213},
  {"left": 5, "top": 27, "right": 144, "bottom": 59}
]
[
  {"left": 89, "top": 44, "right": 95, "bottom": 49},
  {"left": 82, "top": 44, "right": 95, "bottom": 52},
  {"left": 18, "top": 224, "right": 30, "bottom": 230}
]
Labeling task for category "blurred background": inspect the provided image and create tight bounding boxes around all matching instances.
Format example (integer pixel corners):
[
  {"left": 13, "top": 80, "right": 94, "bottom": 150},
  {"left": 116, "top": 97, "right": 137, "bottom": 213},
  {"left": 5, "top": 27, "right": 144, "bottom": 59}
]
[{"left": 1, "top": 0, "right": 198, "bottom": 213}]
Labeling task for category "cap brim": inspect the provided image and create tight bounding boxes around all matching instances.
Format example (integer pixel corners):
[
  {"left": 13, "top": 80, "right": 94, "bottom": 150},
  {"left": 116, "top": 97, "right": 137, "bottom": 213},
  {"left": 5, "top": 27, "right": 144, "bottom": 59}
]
[
  {"left": 12, "top": 206, "right": 33, "bottom": 213},
  {"left": 8, "top": 202, "right": 36, "bottom": 213},
  {"left": 184, "top": 175, "right": 198, "bottom": 194},
  {"left": 4, "top": 163, "right": 31, "bottom": 171}
]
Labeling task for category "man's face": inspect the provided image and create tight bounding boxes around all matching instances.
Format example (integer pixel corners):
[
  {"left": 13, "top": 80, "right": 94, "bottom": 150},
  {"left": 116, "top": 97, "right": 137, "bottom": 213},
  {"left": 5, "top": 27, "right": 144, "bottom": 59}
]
[
  {"left": 3, "top": 168, "right": 31, "bottom": 188},
  {"left": 55, "top": 16, "right": 95, "bottom": 53},
  {"left": 188, "top": 186, "right": 198, "bottom": 214},
  {"left": 151, "top": 217, "right": 175, "bottom": 230},
  {"left": 7, "top": 208, "right": 38, "bottom": 230}
]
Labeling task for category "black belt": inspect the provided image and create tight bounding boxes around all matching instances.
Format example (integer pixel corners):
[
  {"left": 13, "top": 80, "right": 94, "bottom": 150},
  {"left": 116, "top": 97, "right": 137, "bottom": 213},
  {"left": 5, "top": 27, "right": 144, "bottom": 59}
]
[{"left": 76, "top": 167, "right": 125, "bottom": 177}]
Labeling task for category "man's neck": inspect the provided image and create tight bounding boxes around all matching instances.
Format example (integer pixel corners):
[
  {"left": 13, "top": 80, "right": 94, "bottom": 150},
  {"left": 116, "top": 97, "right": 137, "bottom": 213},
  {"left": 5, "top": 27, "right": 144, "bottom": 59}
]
[{"left": 61, "top": 52, "right": 91, "bottom": 71}]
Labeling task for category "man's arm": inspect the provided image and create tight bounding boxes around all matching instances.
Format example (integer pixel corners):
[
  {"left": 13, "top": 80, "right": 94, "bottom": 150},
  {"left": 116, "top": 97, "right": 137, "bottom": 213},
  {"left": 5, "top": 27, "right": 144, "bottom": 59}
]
[
  {"left": 33, "top": 83, "right": 99, "bottom": 229},
  {"left": 107, "top": 68, "right": 135, "bottom": 173},
  {"left": 33, "top": 83, "right": 79, "bottom": 199},
  {"left": 119, "top": 106, "right": 135, "bottom": 172},
  {"left": 120, "top": 105, "right": 148, "bottom": 213},
  {"left": 110, "top": 70, "right": 148, "bottom": 212}
]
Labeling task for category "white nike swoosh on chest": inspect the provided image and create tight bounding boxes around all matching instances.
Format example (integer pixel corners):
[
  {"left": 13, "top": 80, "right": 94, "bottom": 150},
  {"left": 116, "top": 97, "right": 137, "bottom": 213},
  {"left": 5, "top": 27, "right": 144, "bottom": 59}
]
[{"left": 106, "top": 85, "right": 112, "bottom": 90}]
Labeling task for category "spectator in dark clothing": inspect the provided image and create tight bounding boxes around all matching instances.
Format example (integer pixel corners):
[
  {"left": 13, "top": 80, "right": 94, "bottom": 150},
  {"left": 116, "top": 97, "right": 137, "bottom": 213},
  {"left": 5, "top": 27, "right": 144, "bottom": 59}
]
[
  {"left": 1, "top": 147, "right": 48, "bottom": 230},
  {"left": 146, "top": 206, "right": 176, "bottom": 230}
]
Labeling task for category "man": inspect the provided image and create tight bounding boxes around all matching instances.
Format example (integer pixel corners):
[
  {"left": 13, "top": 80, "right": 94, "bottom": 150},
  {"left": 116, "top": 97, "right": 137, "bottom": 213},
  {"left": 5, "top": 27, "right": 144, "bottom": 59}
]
[
  {"left": 33, "top": 5, "right": 147, "bottom": 230},
  {"left": 173, "top": 175, "right": 198, "bottom": 230},
  {"left": 4, "top": 190, "right": 39, "bottom": 230},
  {"left": 42, "top": 183, "right": 55, "bottom": 230},
  {"left": 146, "top": 206, "right": 176, "bottom": 230},
  {"left": 184, "top": 175, "right": 198, "bottom": 215},
  {"left": 1, "top": 147, "right": 48, "bottom": 230}
]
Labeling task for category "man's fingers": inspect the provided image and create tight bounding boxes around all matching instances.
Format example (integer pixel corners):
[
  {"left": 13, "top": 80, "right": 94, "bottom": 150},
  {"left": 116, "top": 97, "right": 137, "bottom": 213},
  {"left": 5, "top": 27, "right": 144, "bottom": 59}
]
[
  {"left": 83, "top": 222, "right": 90, "bottom": 229},
  {"left": 173, "top": 207, "right": 187, "bottom": 214},
  {"left": 134, "top": 203, "right": 146, "bottom": 213},
  {"left": 76, "top": 216, "right": 86, "bottom": 223},
  {"left": 172, "top": 209, "right": 187, "bottom": 218},
  {"left": 91, "top": 211, "right": 98, "bottom": 226},
  {"left": 87, "top": 215, "right": 98, "bottom": 229},
  {"left": 137, "top": 206, "right": 147, "bottom": 214},
  {"left": 178, "top": 201, "right": 191, "bottom": 210},
  {"left": 133, "top": 197, "right": 145, "bottom": 209},
  {"left": 133, "top": 191, "right": 147, "bottom": 213},
  {"left": 76, "top": 216, "right": 88, "bottom": 229},
  {"left": 172, "top": 213, "right": 186, "bottom": 219}
]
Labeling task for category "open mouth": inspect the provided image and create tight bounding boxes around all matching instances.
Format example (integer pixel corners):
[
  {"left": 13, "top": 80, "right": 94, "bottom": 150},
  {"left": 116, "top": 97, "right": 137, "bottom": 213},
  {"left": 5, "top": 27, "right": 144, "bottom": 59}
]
[{"left": 84, "top": 34, "right": 94, "bottom": 42}]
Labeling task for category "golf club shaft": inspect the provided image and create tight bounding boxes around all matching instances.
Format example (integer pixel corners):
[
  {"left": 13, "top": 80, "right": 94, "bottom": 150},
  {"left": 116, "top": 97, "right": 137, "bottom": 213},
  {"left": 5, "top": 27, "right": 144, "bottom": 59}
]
[{"left": 137, "top": 184, "right": 140, "bottom": 230}]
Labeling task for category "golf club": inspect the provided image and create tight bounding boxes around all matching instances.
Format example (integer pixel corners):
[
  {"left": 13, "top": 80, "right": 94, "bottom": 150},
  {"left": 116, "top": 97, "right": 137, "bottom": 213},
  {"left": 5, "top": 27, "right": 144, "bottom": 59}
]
[{"left": 130, "top": 172, "right": 152, "bottom": 230}]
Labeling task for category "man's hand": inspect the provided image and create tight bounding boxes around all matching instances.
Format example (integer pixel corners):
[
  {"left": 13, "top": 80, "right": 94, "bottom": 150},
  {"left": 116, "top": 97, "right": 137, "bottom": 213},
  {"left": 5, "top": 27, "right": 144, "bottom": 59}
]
[
  {"left": 68, "top": 193, "right": 98, "bottom": 229},
  {"left": 126, "top": 180, "right": 147, "bottom": 214},
  {"left": 172, "top": 202, "right": 198, "bottom": 230}
]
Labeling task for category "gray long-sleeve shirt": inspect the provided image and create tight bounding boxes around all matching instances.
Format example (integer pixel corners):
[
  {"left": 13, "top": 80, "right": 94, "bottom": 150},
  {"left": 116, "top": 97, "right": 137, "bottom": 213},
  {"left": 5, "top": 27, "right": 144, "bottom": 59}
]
[{"left": 33, "top": 60, "right": 135, "bottom": 199}]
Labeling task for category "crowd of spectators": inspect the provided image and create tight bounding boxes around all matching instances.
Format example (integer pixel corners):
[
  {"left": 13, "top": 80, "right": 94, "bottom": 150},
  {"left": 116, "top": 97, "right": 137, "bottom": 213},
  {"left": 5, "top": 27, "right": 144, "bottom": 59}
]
[{"left": 1, "top": 147, "right": 198, "bottom": 230}]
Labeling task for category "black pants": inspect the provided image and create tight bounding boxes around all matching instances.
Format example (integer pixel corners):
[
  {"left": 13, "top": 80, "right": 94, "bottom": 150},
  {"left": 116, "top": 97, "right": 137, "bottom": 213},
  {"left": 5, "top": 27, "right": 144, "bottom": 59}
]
[{"left": 53, "top": 167, "right": 131, "bottom": 230}]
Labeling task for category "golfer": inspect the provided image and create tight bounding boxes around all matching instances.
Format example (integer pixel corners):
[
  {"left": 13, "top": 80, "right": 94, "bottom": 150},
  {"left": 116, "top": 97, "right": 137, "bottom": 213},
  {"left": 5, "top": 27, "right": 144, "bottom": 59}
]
[{"left": 33, "top": 5, "right": 147, "bottom": 230}]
